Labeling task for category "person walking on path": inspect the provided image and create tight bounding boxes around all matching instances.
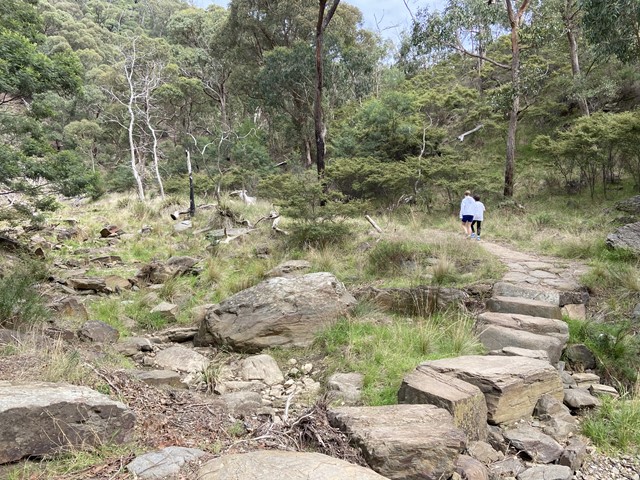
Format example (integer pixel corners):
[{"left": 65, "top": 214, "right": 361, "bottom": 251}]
[
  {"left": 471, "top": 195, "right": 485, "bottom": 241},
  {"left": 459, "top": 190, "right": 475, "bottom": 238}
]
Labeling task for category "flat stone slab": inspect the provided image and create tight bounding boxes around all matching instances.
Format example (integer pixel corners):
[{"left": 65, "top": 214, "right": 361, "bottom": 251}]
[
  {"left": 517, "top": 465, "right": 572, "bottom": 480},
  {"left": 493, "top": 282, "right": 560, "bottom": 306},
  {"left": 127, "top": 446, "right": 206, "bottom": 479},
  {"left": 328, "top": 404, "right": 466, "bottom": 480},
  {"left": 477, "top": 325, "right": 565, "bottom": 364},
  {"left": 398, "top": 365, "right": 488, "bottom": 441},
  {"left": 198, "top": 450, "right": 389, "bottom": 479},
  {"left": 421, "top": 355, "right": 563, "bottom": 425},
  {"left": 503, "top": 426, "right": 563, "bottom": 464},
  {"left": 476, "top": 312, "right": 568, "bottom": 340},
  {"left": 487, "top": 297, "right": 562, "bottom": 320},
  {"left": 0, "top": 381, "right": 135, "bottom": 464},
  {"left": 131, "top": 370, "right": 185, "bottom": 389}
]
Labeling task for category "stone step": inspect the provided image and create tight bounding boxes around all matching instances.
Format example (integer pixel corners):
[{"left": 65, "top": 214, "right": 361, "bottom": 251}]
[
  {"left": 486, "top": 296, "right": 562, "bottom": 320},
  {"left": 420, "top": 355, "right": 563, "bottom": 425},
  {"left": 476, "top": 325, "right": 565, "bottom": 364},
  {"left": 328, "top": 404, "right": 465, "bottom": 480},
  {"left": 398, "top": 365, "right": 488, "bottom": 441},
  {"left": 493, "top": 282, "right": 560, "bottom": 306},
  {"left": 476, "top": 312, "right": 569, "bottom": 340}
]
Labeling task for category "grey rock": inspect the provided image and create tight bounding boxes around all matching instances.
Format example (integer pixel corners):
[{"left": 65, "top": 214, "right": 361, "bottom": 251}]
[
  {"left": 194, "top": 273, "right": 356, "bottom": 352},
  {"left": 154, "top": 346, "right": 208, "bottom": 373},
  {"left": 327, "top": 372, "right": 364, "bottom": 404},
  {"left": 563, "top": 388, "right": 601, "bottom": 410},
  {"left": 516, "top": 465, "right": 572, "bottom": 480},
  {"left": 398, "top": 365, "right": 488, "bottom": 441},
  {"left": 127, "top": 446, "right": 206, "bottom": 479},
  {"left": 198, "top": 451, "right": 389, "bottom": 479},
  {"left": 421, "top": 355, "right": 563, "bottom": 425},
  {"left": 67, "top": 276, "right": 107, "bottom": 292},
  {"left": 329, "top": 404, "right": 466, "bottom": 480},
  {"left": 131, "top": 370, "right": 185, "bottom": 389},
  {"left": 455, "top": 454, "right": 488, "bottom": 480},
  {"left": 632, "top": 303, "right": 640, "bottom": 321},
  {"left": 265, "top": 260, "right": 312, "bottom": 278},
  {"left": 489, "top": 457, "right": 526, "bottom": 478},
  {"left": 503, "top": 426, "right": 563, "bottom": 464},
  {"left": 534, "top": 394, "right": 571, "bottom": 418},
  {"left": 476, "top": 312, "right": 569, "bottom": 340},
  {"left": 559, "top": 371, "right": 576, "bottom": 388},
  {"left": 240, "top": 354, "right": 284, "bottom": 386},
  {"left": 477, "top": 325, "right": 564, "bottom": 364},
  {"left": 221, "top": 391, "right": 263, "bottom": 417},
  {"left": 48, "top": 296, "right": 89, "bottom": 320},
  {"left": 492, "top": 282, "right": 559, "bottom": 306},
  {"left": 615, "top": 195, "right": 640, "bottom": 217},
  {"left": 564, "top": 344, "right": 597, "bottom": 370},
  {"left": 589, "top": 384, "right": 619, "bottom": 398},
  {"left": 174, "top": 220, "right": 192, "bottom": 232},
  {"left": 104, "top": 275, "right": 131, "bottom": 292},
  {"left": 114, "top": 337, "right": 153, "bottom": 356},
  {"left": 572, "top": 372, "right": 600, "bottom": 388},
  {"left": 489, "top": 347, "right": 550, "bottom": 362},
  {"left": 487, "top": 297, "right": 562, "bottom": 320},
  {"left": 0, "top": 381, "right": 134, "bottom": 464},
  {"left": 606, "top": 222, "right": 640, "bottom": 253},
  {"left": 468, "top": 440, "right": 504, "bottom": 464},
  {"left": 558, "top": 438, "right": 587, "bottom": 471},
  {"left": 150, "top": 302, "right": 179, "bottom": 322},
  {"left": 77, "top": 320, "right": 119, "bottom": 343}
]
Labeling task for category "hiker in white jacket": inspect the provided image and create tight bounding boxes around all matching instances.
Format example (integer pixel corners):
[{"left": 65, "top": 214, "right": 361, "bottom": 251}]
[
  {"left": 459, "top": 190, "right": 475, "bottom": 237},
  {"left": 471, "top": 195, "right": 485, "bottom": 240}
]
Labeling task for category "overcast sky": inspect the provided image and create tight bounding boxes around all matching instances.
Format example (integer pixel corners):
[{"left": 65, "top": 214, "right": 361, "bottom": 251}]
[{"left": 190, "top": 0, "right": 446, "bottom": 43}]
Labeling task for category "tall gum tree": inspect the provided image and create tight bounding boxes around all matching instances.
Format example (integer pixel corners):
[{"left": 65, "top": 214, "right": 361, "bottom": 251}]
[{"left": 412, "top": 0, "right": 533, "bottom": 197}]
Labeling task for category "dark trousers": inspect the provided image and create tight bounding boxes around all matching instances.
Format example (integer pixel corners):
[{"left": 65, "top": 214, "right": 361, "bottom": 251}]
[{"left": 471, "top": 220, "right": 482, "bottom": 236}]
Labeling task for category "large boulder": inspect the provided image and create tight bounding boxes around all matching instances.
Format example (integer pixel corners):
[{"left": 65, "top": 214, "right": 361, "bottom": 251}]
[
  {"left": 198, "top": 450, "right": 389, "bottom": 479},
  {"left": 420, "top": 355, "right": 563, "bottom": 425},
  {"left": 606, "top": 222, "right": 640, "bottom": 253},
  {"left": 194, "top": 272, "right": 356, "bottom": 352},
  {"left": 0, "top": 381, "right": 135, "bottom": 464},
  {"left": 398, "top": 365, "right": 488, "bottom": 441},
  {"left": 615, "top": 195, "right": 640, "bottom": 218},
  {"left": 328, "top": 404, "right": 466, "bottom": 480}
]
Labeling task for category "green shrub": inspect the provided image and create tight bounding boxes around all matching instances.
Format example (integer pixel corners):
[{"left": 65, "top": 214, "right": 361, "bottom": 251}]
[
  {"left": 565, "top": 318, "right": 640, "bottom": 388},
  {"left": 367, "top": 240, "right": 431, "bottom": 276},
  {"left": 0, "top": 260, "right": 49, "bottom": 329},
  {"left": 288, "top": 221, "right": 353, "bottom": 250}
]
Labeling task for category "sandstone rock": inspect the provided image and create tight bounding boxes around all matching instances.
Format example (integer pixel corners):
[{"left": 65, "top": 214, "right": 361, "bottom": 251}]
[
  {"left": 398, "top": 365, "right": 488, "bottom": 441},
  {"left": 221, "top": 391, "right": 262, "bottom": 417},
  {"left": 327, "top": 372, "right": 364, "bottom": 405},
  {"left": 606, "top": 222, "right": 640, "bottom": 253},
  {"left": 589, "top": 383, "right": 619, "bottom": 398},
  {"left": 353, "top": 285, "right": 468, "bottom": 315},
  {"left": 455, "top": 454, "right": 488, "bottom": 480},
  {"left": 104, "top": 275, "right": 131, "bottom": 292},
  {"left": 486, "top": 297, "right": 562, "bottom": 320},
  {"left": 421, "top": 355, "right": 563, "bottom": 425},
  {"left": 265, "top": 260, "right": 312, "bottom": 278},
  {"left": 564, "top": 345, "right": 597, "bottom": 370},
  {"left": 477, "top": 325, "right": 564, "bottom": 364},
  {"left": 78, "top": 320, "right": 119, "bottom": 343},
  {"left": 132, "top": 370, "right": 185, "bottom": 389},
  {"left": 0, "top": 381, "right": 134, "bottom": 464},
  {"left": 561, "top": 303, "right": 586, "bottom": 320},
  {"left": 154, "top": 346, "right": 208, "bottom": 373},
  {"left": 564, "top": 388, "right": 601, "bottom": 409},
  {"left": 488, "top": 346, "right": 549, "bottom": 362},
  {"left": 67, "top": 276, "right": 107, "bottom": 292},
  {"left": 240, "top": 354, "right": 284, "bottom": 386},
  {"left": 517, "top": 465, "right": 572, "bottom": 480},
  {"left": 150, "top": 302, "right": 179, "bottom": 322},
  {"left": 194, "top": 273, "right": 356, "bottom": 352},
  {"left": 572, "top": 372, "right": 600, "bottom": 388},
  {"left": 476, "top": 312, "right": 569, "bottom": 339},
  {"left": 503, "top": 426, "right": 563, "bottom": 464},
  {"left": 89, "top": 255, "right": 123, "bottom": 265},
  {"left": 488, "top": 457, "right": 526, "bottom": 478},
  {"left": 468, "top": 440, "right": 504, "bottom": 464},
  {"left": 492, "top": 282, "right": 559, "bottom": 305},
  {"left": 328, "top": 404, "right": 466, "bottom": 480},
  {"left": 198, "top": 450, "right": 389, "bottom": 479},
  {"left": 127, "top": 446, "right": 206, "bottom": 479},
  {"left": 114, "top": 337, "right": 153, "bottom": 356},
  {"left": 48, "top": 296, "right": 88, "bottom": 320}
]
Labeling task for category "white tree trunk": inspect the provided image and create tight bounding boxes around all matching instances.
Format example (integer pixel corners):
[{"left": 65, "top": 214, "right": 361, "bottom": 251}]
[{"left": 125, "top": 42, "right": 145, "bottom": 201}]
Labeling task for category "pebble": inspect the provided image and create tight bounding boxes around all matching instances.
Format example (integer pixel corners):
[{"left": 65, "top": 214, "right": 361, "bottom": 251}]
[{"left": 574, "top": 453, "right": 640, "bottom": 480}]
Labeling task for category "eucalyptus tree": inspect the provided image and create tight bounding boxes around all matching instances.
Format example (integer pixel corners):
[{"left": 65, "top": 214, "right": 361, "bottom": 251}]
[
  {"left": 582, "top": 0, "right": 640, "bottom": 64},
  {"left": 412, "top": 0, "right": 534, "bottom": 197}
]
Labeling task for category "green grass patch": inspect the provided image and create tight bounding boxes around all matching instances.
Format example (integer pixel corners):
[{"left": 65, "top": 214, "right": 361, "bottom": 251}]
[
  {"left": 0, "top": 259, "right": 50, "bottom": 330},
  {"left": 582, "top": 396, "right": 640, "bottom": 454},
  {"left": 317, "top": 310, "right": 484, "bottom": 405}
]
